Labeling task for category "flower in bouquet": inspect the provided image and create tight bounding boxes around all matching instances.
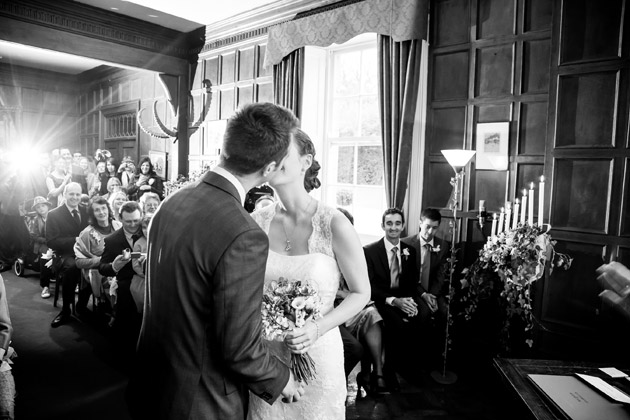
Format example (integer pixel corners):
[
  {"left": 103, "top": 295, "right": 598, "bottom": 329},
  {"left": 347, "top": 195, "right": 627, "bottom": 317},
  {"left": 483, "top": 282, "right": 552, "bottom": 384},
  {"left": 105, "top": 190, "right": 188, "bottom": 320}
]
[{"left": 261, "top": 277, "right": 322, "bottom": 383}]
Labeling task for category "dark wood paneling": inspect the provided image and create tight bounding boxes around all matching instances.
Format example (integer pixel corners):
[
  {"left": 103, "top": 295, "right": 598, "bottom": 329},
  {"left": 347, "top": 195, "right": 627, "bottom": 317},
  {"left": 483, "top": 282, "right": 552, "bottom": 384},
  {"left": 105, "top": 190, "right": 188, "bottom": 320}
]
[
  {"left": 432, "top": 51, "right": 469, "bottom": 101},
  {"left": 522, "top": 39, "right": 550, "bottom": 93},
  {"left": 556, "top": 71, "right": 618, "bottom": 147},
  {"left": 618, "top": 246, "right": 630, "bottom": 265},
  {"left": 205, "top": 57, "right": 219, "bottom": 84},
  {"left": 515, "top": 163, "right": 543, "bottom": 197},
  {"left": 258, "top": 45, "right": 271, "bottom": 77},
  {"left": 221, "top": 53, "right": 236, "bottom": 84},
  {"left": 621, "top": 158, "right": 630, "bottom": 236},
  {"left": 560, "top": 0, "right": 623, "bottom": 64},
  {"left": 475, "top": 44, "right": 514, "bottom": 97},
  {"left": 541, "top": 239, "right": 604, "bottom": 330},
  {"left": 426, "top": 162, "right": 455, "bottom": 208},
  {"left": 476, "top": 104, "right": 512, "bottom": 123},
  {"left": 519, "top": 102, "right": 547, "bottom": 155},
  {"left": 551, "top": 158, "right": 612, "bottom": 233},
  {"left": 429, "top": 107, "right": 466, "bottom": 154},
  {"left": 239, "top": 47, "right": 255, "bottom": 81},
  {"left": 433, "top": 0, "right": 469, "bottom": 46},
  {"left": 257, "top": 82, "right": 273, "bottom": 103},
  {"left": 524, "top": 0, "right": 553, "bottom": 32},
  {"left": 477, "top": 0, "right": 516, "bottom": 39},
  {"left": 474, "top": 170, "right": 508, "bottom": 212},
  {"left": 0, "top": 85, "right": 19, "bottom": 107}
]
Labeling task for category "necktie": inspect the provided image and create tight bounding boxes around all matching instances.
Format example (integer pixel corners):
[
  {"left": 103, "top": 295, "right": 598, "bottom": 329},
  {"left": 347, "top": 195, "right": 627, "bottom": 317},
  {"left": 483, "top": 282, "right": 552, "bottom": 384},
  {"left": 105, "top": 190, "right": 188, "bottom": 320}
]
[
  {"left": 390, "top": 246, "right": 400, "bottom": 289},
  {"left": 421, "top": 243, "right": 431, "bottom": 291},
  {"left": 132, "top": 232, "right": 142, "bottom": 244},
  {"left": 71, "top": 209, "right": 81, "bottom": 225}
]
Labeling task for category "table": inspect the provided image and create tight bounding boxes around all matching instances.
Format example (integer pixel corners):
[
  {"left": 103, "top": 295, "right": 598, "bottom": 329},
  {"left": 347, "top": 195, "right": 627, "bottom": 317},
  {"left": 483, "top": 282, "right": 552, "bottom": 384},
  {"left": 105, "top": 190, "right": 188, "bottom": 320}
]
[{"left": 493, "top": 358, "right": 630, "bottom": 420}]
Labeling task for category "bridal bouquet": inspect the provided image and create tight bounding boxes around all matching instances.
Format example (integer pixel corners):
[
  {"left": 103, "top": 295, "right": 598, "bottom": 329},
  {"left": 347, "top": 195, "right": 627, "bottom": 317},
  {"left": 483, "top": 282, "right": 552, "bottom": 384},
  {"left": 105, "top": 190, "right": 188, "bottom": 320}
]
[{"left": 261, "top": 277, "right": 322, "bottom": 383}]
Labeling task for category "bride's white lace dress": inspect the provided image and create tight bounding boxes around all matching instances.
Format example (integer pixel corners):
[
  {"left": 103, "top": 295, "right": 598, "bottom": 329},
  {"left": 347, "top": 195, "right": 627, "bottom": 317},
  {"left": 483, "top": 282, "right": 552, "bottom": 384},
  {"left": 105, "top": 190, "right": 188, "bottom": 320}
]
[{"left": 248, "top": 202, "right": 346, "bottom": 420}]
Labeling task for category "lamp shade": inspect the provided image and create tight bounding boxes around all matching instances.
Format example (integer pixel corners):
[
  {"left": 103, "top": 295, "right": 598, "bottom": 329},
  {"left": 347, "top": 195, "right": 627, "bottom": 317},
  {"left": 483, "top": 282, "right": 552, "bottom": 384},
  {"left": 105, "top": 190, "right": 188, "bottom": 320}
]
[{"left": 441, "top": 149, "right": 476, "bottom": 169}]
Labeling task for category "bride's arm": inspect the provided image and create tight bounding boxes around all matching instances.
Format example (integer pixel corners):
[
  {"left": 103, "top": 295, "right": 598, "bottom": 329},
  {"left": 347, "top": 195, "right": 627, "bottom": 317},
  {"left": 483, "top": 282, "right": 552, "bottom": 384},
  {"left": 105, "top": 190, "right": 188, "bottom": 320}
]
[{"left": 286, "top": 212, "right": 370, "bottom": 354}]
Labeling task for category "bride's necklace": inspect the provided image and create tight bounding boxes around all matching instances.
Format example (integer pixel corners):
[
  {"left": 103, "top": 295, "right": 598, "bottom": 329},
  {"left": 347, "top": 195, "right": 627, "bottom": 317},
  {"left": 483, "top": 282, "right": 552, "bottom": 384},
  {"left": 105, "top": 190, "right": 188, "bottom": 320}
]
[{"left": 281, "top": 198, "right": 316, "bottom": 252}]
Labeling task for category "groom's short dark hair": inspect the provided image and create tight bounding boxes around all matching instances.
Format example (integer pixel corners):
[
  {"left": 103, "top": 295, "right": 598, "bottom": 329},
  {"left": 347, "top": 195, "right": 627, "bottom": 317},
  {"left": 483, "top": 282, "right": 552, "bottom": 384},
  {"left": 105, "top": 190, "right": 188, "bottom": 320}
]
[{"left": 221, "top": 103, "right": 299, "bottom": 176}]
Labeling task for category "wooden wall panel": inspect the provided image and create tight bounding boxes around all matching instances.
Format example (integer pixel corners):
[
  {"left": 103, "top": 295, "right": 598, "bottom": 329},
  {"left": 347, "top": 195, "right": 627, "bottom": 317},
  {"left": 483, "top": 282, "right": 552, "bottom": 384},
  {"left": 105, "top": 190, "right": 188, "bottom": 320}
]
[
  {"left": 560, "top": 0, "right": 623, "bottom": 63},
  {"left": 238, "top": 47, "right": 255, "bottom": 81},
  {"left": 205, "top": 57, "right": 220, "bottom": 85},
  {"left": 474, "top": 170, "right": 507, "bottom": 212},
  {"left": 477, "top": 0, "right": 516, "bottom": 39},
  {"left": 432, "top": 51, "right": 469, "bottom": 101},
  {"left": 433, "top": 0, "right": 469, "bottom": 46},
  {"left": 429, "top": 107, "right": 466, "bottom": 153},
  {"left": 219, "top": 89, "right": 235, "bottom": 120},
  {"left": 518, "top": 102, "right": 547, "bottom": 155},
  {"left": 257, "top": 45, "right": 271, "bottom": 77},
  {"left": 621, "top": 158, "right": 630, "bottom": 236},
  {"left": 619, "top": 246, "right": 630, "bottom": 265},
  {"left": 476, "top": 104, "right": 511, "bottom": 122},
  {"left": 524, "top": 0, "right": 553, "bottom": 32},
  {"left": 515, "top": 162, "right": 543, "bottom": 210},
  {"left": 258, "top": 82, "right": 273, "bottom": 104},
  {"left": 237, "top": 85, "right": 254, "bottom": 109},
  {"left": 551, "top": 159, "right": 612, "bottom": 232},
  {"left": 522, "top": 39, "right": 550, "bottom": 93},
  {"left": 427, "top": 162, "right": 455, "bottom": 208},
  {"left": 556, "top": 71, "right": 618, "bottom": 147},
  {"left": 221, "top": 53, "right": 236, "bottom": 84},
  {"left": 475, "top": 44, "right": 514, "bottom": 97}
]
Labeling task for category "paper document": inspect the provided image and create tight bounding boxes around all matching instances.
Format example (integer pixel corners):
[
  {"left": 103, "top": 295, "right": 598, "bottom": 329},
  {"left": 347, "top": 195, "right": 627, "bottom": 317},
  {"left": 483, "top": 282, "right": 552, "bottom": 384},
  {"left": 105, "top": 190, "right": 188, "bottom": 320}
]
[
  {"left": 600, "top": 367, "right": 629, "bottom": 379},
  {"left": 576, "top": 374, "right": 630, "bottom": 404}
]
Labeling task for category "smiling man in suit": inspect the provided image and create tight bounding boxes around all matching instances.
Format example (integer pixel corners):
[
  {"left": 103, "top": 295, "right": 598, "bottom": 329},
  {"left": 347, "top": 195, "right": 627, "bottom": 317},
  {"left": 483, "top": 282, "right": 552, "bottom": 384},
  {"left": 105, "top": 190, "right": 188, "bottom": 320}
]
[
  {"left": 99, "top": 200, "right": 143, "bottom": 357},
  {"left": 126, "top": 103, "right": 304, "bottom": 420},
  {"left": 364, "top": 208, "right": 420, "bottom": 390},
  {"left": 47, "top": 182, "right": 89, "bottom": 327}
]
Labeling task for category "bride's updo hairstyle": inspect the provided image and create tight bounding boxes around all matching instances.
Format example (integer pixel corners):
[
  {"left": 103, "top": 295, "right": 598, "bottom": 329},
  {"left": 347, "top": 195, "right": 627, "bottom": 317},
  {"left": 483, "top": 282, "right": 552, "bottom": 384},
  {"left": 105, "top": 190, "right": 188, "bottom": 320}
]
[{"left": 295, "top": 129, "right": 321, "bottom": 193}]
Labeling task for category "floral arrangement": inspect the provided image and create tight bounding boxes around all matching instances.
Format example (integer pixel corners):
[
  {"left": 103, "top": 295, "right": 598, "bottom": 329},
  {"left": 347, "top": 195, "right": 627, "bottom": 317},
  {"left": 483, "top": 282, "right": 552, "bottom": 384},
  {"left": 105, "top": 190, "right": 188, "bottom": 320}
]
[
  {"left": 458, "top": 223, "right": 572, "bottom": 351},
  {"left": 261, "top": 277, "right": 322, "bottom": 383},
  {"left": 164, "top": 164, "right": 212, "bottom": 197}
]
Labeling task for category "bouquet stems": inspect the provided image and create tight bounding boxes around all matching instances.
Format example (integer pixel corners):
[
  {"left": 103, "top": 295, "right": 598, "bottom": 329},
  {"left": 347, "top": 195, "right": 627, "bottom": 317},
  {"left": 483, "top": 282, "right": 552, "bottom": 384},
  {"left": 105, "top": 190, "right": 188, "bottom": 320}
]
[{"left": 291, "top": 353, "right": 317, "bottom": 384}]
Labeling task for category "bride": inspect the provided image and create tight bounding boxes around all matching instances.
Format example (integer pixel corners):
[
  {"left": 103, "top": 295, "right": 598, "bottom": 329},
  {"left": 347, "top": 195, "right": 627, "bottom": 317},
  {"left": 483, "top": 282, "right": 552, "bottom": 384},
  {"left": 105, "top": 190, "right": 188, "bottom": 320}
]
[{"left": 248, "top": 129, "right": 371, "bottom": 419}]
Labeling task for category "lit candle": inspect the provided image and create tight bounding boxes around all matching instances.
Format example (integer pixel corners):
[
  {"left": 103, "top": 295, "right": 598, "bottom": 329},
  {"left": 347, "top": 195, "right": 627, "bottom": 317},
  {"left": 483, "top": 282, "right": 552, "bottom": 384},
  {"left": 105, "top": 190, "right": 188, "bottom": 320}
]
[
  {"left": 505, "top": 201, "right": 512, "bottom": 232},
  {"left": 491, "top": 213, "right": 498, "bottom": 238},
  {"left": 479, "top": 200, "right": 485, "bottom": 214},
  {"left": 520, "top": 190, "right": 527, "bottom": 225},
  {"left": 512, "top": 198, "right": 520, "bottom": 229},
  {"left": 538, "top": 175, "right": 545, "bottom": 226},
  {"left": 528, "top": 182, "right": 535, "bottom": 226},
  {"left": 498, "top": 207, "right": 505, "bottom": 235}
]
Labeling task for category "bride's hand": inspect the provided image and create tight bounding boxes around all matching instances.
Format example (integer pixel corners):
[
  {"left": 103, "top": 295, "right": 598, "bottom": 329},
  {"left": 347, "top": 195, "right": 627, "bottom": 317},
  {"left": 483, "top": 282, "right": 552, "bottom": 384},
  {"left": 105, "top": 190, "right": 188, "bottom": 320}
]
[{"left": 284, "top": 320, "right": 319, "bottom": 354}]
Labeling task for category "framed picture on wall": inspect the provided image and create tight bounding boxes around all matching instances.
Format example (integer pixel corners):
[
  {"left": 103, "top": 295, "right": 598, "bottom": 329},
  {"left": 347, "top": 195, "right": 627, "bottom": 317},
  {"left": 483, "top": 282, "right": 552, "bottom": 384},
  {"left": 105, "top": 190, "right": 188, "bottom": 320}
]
[
  {"left": 475, "top": 122, "right": 510, "bottom": 170},
  {"left": 149, "top": 151, "right": 167, "bottom": 179}
]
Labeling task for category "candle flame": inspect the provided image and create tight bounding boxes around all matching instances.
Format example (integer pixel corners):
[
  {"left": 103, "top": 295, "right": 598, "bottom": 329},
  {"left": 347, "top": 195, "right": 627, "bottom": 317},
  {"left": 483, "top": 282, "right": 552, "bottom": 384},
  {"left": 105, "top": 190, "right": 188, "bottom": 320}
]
[
  {"left": 500, "top": 207, "right": 505, "bottom": 212},
  {"left": 522, "top": 189, "right": 527, "bottom": 196},
  {"left": 540, "top": 175, "right": 545, "bottom": 182},
  {"left": 530, "top": 182, "right": 534, "bottom": 189},
  {"left": 514, "top": 198, "right": 519, "bottom": 204},
  {"left": 493, "top": 213, "right": 497, "bottom": 219}
]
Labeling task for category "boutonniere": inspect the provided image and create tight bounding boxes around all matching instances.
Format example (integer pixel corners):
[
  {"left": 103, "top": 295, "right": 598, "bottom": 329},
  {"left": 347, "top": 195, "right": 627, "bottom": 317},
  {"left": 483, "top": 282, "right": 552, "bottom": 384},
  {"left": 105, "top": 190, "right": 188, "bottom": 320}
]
[
  {"left": 402, "top": 248, "right": 410, "bottom": 259},
  {"left": 431, "top": 245, "right": 441, "bottom": 253}
]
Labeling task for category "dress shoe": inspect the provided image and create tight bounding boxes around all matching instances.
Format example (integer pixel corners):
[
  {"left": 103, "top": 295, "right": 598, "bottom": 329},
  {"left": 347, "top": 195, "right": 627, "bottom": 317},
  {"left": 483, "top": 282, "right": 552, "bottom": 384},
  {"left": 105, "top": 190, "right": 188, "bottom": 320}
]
[
  {"left": 370, "top": 373, "right": 389, "bottom": 394},
  {"left": 51, "top": 311, "right": 71, "bottom": 328},
  {"left": 356, "top": 371, "right": 372, "bottom": 396}
]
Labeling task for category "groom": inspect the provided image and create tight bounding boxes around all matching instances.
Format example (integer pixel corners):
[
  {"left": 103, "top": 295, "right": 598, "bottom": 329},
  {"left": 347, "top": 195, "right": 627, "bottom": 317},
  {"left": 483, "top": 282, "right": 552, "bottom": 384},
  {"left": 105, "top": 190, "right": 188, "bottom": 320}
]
[{"left": 126, "top": 103, "right": 304, "bottom": 420}]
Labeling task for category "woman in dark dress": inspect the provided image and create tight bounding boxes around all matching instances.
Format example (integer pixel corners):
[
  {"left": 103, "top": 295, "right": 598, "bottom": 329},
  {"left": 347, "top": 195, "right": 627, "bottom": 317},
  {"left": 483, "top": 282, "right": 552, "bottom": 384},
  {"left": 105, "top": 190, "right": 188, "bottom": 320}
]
[{"left": 127, "top": 157, "right": 163, "bottom": 200}]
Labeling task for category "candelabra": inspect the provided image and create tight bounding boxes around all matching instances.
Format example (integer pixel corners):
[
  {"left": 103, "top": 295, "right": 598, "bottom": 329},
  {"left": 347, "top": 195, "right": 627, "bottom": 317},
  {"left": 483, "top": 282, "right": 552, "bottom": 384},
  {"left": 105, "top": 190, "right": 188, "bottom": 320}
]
[{"left": 431, "top": 149, "right": 476, "bottom": 385}]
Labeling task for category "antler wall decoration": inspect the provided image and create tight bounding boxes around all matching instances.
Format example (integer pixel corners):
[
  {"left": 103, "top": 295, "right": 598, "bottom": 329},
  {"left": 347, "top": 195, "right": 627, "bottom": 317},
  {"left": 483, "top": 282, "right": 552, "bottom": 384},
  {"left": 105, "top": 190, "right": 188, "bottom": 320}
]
[{"left": 137, "top": 78, "right": 212, "bottom": 143}]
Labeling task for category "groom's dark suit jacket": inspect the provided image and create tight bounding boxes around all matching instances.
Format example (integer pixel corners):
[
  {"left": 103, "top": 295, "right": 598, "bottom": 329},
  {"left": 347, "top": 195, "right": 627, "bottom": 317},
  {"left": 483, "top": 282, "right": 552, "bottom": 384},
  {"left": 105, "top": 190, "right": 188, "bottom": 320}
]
[
  {"left": 126, "top": 171, "right": 289, "bottom": 420},
  {"left": 401, "top": 234, "right": 449, "bottom": 297}
]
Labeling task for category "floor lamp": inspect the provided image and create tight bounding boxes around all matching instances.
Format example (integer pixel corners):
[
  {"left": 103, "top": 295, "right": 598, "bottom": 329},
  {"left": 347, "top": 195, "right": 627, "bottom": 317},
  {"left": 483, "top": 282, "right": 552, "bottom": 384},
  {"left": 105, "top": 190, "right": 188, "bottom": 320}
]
[{"left": 430, "top": 149, "right": 476, "bottom": 385}]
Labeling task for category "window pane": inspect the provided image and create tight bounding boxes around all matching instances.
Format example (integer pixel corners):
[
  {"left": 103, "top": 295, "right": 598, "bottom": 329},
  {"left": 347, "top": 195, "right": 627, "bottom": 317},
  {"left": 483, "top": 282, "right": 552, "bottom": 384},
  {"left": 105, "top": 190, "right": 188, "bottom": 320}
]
[
  {"left": 360, "top": 95, "right": 380, "bottom": 137},
  {"left": 333, "top": 50, "right": 361, "bottom": 96},
  {"left": 357, "top": 146, "right": 383, "bottom": 185},
  {"left": 336, "top": 189, "right": 354, "bottom": 206},
  {"left": 331, "top": 97, "right": 360, "bottom": 137},
  {"left": 361, "top": 48, "right": 378, "bottom": 94},
  {"left": 336, "top": 145, "right": 355, "bottom": 183}
]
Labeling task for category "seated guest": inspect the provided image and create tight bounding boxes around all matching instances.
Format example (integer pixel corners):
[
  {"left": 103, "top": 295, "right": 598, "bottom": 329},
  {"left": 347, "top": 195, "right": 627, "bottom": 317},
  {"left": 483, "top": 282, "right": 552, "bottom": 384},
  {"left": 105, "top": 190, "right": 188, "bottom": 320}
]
[
  {"left": 90, "top": 160, "right": 110, "bottom": 198},
  {"left": 0, "top": 274, "right": 15, "bottom": 419},
  {"left": 27, "top": 196, "right": 53, "bottom": 299},
  {"left": 127, "top": 157, "right": 163, "bottom": 201},
  {"left": 336, "top": 208, "right": 385, "bottom": 394},
  {"left": 46, "top": 156, "right": 71, "bottom": 208},
  {"left": 74, "top": 197, "right": 122, "bottom": 316},
  {"left": 47, "top": 182, "right": 90, "bottom": 328},
  {"left": 139, "top": 192, "right": 160, "bottom": 214},
  {"left": 364, "top": 208, "right": 420, "bottom": 389},
  {"left": 108, "top": 191, "right": 127, "bottom": 223},
  {"left": 106, "top": 157, "right": 117, "bottom": 179},
  {"left": 99, "top": 201, "right": 144, "bottom": 356},
  {"left": 117, "top": 156, "right": 136, "bottom": 188},
  {"left": 102, "top": 177, "right": 122, "bottom": 201},
  {"left": 130, "top": 213, "right": 152, "bottom": 313}
]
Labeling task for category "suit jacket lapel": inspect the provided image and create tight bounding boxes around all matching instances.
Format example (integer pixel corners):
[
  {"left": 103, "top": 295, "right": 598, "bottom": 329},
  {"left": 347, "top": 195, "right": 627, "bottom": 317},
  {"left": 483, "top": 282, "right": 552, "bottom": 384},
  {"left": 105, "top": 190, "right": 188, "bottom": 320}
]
[{"left": 377, "top": 238, "right": 390, "bottom": 279}]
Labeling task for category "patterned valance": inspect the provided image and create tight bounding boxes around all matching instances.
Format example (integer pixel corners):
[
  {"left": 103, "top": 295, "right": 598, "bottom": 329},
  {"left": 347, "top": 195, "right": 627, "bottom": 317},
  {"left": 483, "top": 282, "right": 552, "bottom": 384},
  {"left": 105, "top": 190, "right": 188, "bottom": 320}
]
[{"left": 264, "top": 0, "right": 428, "bottom": 67}]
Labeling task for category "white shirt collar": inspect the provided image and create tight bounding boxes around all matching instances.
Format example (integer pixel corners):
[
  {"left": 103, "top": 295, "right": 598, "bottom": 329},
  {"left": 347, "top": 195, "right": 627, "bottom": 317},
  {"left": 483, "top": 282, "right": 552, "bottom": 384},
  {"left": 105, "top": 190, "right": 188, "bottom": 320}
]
[
  {"left": 212, "top": 166, "right": 246, "bottom": 206},
  {"left": 419, "top": 234, "right": 434, "bottom": 248},
  {"left": 384, "top": 238, "right": 401, "bottom": 255}
]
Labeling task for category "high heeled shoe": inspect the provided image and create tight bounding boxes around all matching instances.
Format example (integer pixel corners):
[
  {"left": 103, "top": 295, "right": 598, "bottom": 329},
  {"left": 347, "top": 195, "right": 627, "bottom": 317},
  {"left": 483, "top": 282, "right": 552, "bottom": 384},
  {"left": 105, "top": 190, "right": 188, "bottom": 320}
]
[
  {"left": 356, "top": 372, "right": 372, "bottom": 396},
  {"left": 370, "top": 373, "right": 388, "bottom": 395}
]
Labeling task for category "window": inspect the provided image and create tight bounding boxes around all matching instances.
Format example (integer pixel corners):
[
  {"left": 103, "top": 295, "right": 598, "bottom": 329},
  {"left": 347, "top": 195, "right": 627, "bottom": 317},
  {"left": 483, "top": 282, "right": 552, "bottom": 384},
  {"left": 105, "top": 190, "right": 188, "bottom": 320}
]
[{"left": 303, "top": 34, "right": 386, "bottom": 243}]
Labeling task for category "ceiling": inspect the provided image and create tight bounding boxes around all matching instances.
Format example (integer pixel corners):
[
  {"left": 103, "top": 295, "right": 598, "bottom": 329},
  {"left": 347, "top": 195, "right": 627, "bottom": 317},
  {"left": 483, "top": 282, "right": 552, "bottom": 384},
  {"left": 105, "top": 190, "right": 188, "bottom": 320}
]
[{"left": 0, "top": 0, "right": 278, "bottom": 75}]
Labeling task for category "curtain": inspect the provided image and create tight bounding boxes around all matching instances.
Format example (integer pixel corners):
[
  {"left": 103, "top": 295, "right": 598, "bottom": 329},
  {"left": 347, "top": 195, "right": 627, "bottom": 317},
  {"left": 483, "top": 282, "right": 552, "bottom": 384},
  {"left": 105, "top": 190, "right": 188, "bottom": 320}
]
[
  {"left": 273, "top": 48, "right": 304, "bottom": 120},
  {"left": 379, "top": 35, "right": 422, "bottom": 209}
]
